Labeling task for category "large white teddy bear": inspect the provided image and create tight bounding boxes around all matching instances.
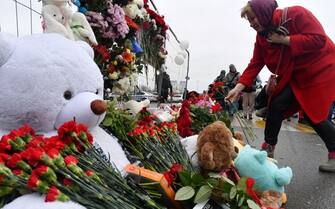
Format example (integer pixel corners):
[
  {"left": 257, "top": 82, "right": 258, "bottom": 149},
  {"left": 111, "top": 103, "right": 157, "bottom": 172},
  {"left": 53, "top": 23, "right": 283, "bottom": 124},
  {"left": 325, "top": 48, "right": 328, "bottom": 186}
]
[{"left": 0, "top": 33, "right": 129, "bottom": 208}]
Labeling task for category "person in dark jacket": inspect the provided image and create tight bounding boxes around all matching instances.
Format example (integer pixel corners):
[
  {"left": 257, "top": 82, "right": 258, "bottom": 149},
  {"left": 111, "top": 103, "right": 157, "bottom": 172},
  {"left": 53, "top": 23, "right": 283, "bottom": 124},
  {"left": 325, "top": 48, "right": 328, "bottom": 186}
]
[{"left": 160, "top": 72, "right": 172, "bottom": 103}]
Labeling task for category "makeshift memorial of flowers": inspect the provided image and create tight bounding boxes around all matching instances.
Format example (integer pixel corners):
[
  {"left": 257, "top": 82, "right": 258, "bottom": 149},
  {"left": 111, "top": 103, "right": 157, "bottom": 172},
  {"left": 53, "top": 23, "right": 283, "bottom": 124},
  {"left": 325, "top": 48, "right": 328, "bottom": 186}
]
[
  {"left": 103, "top": 100, "right": 193, "bottom": 173},
  {"left": 78, "top": 0, "right": 144, "bottom": 99},
  {"left": 0, "top": 121, "right": 164, "bottom": 209}
]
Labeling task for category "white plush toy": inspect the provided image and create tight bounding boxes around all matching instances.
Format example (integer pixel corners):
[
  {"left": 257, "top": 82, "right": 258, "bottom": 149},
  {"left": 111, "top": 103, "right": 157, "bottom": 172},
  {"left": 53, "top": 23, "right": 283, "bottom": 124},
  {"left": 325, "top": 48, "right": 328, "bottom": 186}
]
[
  {"left": 123, "top": 0, "right": 145, "bottom": 20},
  {"left": 0, "top": 33, "right": 129, "bottom": 208},
  {"left": 2, "top": 193, "right": 86, "bottom": 209},
  {"left": 42, "top": 5, "right": 74, "bottom": 40},
  {"left": 124, "top": 99, "right": 150, "bottom": 115},
  {"left": 40, "top": 0, "right": 75, "bottom": 40},
  {"left": 123, "top": 3, "right": 140, "bottom": 19},
  {"left": 71, "top": 12, "right": 98, "bottom": 45}
]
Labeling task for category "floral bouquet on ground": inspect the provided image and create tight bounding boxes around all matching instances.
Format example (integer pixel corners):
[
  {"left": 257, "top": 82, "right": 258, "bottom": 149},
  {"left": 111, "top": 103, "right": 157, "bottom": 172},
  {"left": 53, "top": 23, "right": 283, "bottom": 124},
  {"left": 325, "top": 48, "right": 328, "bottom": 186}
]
[
  {"left": 0, "top": 122, "right": 163, "bottom": 209},
  {"left": 176, "top": 95, "right": 231, "bottom": 138},
  {"left": 126, "top": 108, "right": 193, "bottom": 173},
  {"left": 103, "top": 100, "right": 193, "bottom": 173}
]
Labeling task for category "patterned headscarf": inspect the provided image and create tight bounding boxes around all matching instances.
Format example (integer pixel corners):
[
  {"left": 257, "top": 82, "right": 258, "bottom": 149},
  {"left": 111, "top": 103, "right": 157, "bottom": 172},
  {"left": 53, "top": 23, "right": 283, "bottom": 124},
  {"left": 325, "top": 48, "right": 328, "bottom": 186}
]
[{"left": 248, "top": 0, "right": 278, "bottom": 28}]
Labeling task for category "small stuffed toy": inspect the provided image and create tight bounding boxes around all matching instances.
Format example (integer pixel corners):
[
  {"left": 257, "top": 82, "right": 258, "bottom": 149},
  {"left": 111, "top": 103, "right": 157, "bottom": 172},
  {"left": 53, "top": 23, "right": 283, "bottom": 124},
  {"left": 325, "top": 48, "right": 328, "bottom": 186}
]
[
  {"left": 42, "top": 5, "right": 74, "bottom": 40},
  {"left": 40, "top": 0, "right": 75, "bottom": 40},
  {"left": 197, "top": 121, "right": 236, "bottom": 173},
  {"left": 124, "top": 99, "right": 150, "bottom": 116},
  {"left": 234, "top": 145, "right": 293, "bottom": 208}
]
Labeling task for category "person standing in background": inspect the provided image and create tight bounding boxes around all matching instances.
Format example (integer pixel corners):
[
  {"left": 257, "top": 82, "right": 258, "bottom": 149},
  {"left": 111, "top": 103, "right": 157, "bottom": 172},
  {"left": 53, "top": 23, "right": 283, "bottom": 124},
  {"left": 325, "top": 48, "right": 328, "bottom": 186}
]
[
  {"left": 214, "top": 69, "right": 226, "bottom": 82},
  {"left": 225, "top": 64, "right": 241, "bottom": 116},
  {"left": 225, "top": 64, "right": 240, "bottom": 89},
  {"left": 160, "top": 72, "right": 173, "bottom": 103},
  {"left": 242, "top": 76, "right": 261, "bottom": 120}
]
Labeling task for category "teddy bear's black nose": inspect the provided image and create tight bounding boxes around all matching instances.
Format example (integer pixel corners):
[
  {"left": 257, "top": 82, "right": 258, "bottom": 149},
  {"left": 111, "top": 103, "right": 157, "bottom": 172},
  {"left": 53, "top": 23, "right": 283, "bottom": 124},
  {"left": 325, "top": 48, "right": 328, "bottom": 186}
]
[{"left": 91, "top": 99, "right": 107, "bottom": 115}]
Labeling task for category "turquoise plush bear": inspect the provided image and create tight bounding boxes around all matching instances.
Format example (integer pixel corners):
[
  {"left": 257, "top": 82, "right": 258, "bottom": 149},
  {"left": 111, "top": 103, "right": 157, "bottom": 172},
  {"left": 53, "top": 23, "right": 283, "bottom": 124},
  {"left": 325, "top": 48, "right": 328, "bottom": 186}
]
[{"left": 234, "top": 145, "right": 293, "bottom": 193}]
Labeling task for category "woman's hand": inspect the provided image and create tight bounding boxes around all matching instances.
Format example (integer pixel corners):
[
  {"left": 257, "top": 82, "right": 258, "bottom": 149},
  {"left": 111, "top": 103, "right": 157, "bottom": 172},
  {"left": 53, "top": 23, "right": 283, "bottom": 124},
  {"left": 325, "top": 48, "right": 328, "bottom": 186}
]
[
  {"left": 267, "top": 32, "right": 290, "bottom": 45},
  {"left": 225, "top": 83, "right": 245, "bottom": 102}
]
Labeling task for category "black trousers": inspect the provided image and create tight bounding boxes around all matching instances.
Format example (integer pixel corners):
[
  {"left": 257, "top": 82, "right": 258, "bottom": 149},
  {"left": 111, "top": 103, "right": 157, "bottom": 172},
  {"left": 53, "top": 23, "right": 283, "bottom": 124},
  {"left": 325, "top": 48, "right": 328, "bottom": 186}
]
[{"left": 265, "top": 85, "right": 335, "bottom": 152}]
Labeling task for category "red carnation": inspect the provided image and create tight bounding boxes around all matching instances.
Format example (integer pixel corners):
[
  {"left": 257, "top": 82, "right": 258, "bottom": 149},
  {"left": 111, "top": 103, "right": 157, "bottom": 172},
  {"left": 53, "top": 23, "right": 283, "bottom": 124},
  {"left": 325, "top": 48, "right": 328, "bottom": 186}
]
[
  {"left": 6, "top": 153, "right": 22, "bottom": 168},
  {"left": 0, "top": 153, "right": 10, "bottom": 162},
  {"left": 26, "top": 136, "right": 45, "bottom": 148},
  {"left": 33, "top": 165, "right": 57, "bottom": 184},
  {"left": 85, "top": 169, "right": 94, "bottom": 177},
  {"left": 44, "top": 136, "right": 65, "bottom": 152},
  {"left": 32, "top": 165, "right": 48, "bottom": 177},
  {"left": 46, "top": 148, "right": 60, "bottom": 159},
  {"left": 18, "top": 124, "right": 35, "bottom": 136},
  {"left": 27, "top": 174, "right": 49, "bottom": 193},
  {"left": 57, "top": 121, "right": 78, "bottom": 144},
  {"left": 64, "top": 155, "right": 78, "bottom": 166},
  {"left": 46, "top": 186, "right": 59, "bottom": 202},
  {"left": 63, "top": 178, "right": 73, "bottom": 186},
  {"left": 211, "top": 103, "right": 222, "bottom": 113},
  {"left": 170, "top": 163, "right": 183, "bottom": 174},
  {"left": 45, "top": 186, "right": 69, "bottom": 202},
  {"left": 27, "top": 174, "right": 39, "bottom": 188},
  {"left": 12, "top": 169, "right": 26, "bottom": 178},
  {"left": 21, "top": 147, "right": 44, "bottom": 166},
  {"left": 93, "top": 44, "right": 110, "bottom": 62},
  {"left": 163, "top": 172, "right": 174, "bottom": 186},
  {"left": 246, "top": 177, "right": 261, "bottom": 205},
  {"left": 0, "top": 135, "right": 12, "bottom": 152}
]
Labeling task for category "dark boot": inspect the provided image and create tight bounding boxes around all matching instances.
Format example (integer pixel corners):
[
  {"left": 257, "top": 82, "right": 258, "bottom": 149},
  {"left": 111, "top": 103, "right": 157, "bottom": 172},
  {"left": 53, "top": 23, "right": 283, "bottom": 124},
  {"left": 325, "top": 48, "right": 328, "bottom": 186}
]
[
  {"left": 319, "top": 152, "right": 335, "bottom": 173},
  {"left": 261, "top": 142, "right": 275, "bottom": 158}
]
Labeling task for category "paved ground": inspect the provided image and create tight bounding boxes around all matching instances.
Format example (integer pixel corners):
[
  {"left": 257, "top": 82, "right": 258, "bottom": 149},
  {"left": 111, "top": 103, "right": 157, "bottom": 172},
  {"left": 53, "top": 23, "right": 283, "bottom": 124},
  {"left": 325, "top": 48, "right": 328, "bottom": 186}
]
[{"left": 233, "top": 117, "right": 335, "bottom": 209}]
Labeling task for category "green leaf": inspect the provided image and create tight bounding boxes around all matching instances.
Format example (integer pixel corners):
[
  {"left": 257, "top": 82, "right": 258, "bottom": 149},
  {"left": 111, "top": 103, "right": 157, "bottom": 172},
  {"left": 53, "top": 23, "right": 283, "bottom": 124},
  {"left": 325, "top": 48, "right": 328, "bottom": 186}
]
[
  {"left": 206, "top": 178, "right": 218, "bottom": 187},
  {"left": 103, "top": 116, "right": 113, "bottom": 126},
  {"left": 238, "top": 195, "right": 245, "bottom": 207},
  {"left": 247, "top": 199, "right": 261, "bottom": 209},
  {"left": 208, "top": 172, "right": 222, "bottom": 178},
  {"left": 175, "top": 186, "right": 195, "bottom": 201},
  {"left": 194, "top": 185, "right": 212, "bottom": 204},
  {"left": 191, "top": 173, "right": 205, "bottom": 186},
  {"left": 178, "top": 171, "right": 192, "bottom": 186},
  {"left": 229, "top": 186, "right": 237, "bottom": 200},
  {"left": 236, "top": 177, "right": 248, "bottom": 193},
  {"left": 220, "top": 175, "right": 235, "bottom": 186}
]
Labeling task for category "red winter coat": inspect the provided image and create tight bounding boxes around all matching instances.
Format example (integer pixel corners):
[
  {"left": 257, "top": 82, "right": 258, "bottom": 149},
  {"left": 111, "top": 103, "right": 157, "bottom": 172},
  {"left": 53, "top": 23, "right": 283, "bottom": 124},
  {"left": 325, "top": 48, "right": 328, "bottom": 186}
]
[{"left": 239, "top": 6, "right": 335, "bottom": 123}]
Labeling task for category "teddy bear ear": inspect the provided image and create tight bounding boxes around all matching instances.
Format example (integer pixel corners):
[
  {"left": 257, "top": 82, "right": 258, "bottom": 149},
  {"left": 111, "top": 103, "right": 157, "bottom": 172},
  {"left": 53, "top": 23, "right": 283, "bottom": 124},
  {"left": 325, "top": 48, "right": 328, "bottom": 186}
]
[
  {"left": 275, "top": 167, "right": 293, "bottom": 186},
  {"left": 76, "top": 40, "right": 94, "bottom": 59},
  {"left": 254, "top": 150, "right": 267, "bottom": 164},
  {"left": 0, "top": 33, "right": 16, "bottom": 67}
]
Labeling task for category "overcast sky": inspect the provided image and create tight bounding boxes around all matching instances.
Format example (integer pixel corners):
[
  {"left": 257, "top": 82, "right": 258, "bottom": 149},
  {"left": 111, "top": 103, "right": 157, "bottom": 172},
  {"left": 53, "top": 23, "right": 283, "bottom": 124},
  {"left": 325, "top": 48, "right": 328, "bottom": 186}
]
[{"left": 1, "top": 0, "right": 335, "bottom": 92}]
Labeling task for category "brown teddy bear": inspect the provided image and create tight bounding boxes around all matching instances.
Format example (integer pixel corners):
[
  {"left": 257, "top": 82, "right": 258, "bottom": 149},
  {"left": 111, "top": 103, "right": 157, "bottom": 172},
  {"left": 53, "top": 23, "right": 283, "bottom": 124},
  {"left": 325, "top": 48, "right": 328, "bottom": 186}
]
[{"left": 197, "top": 121, "right": 236, "bottom": 173}]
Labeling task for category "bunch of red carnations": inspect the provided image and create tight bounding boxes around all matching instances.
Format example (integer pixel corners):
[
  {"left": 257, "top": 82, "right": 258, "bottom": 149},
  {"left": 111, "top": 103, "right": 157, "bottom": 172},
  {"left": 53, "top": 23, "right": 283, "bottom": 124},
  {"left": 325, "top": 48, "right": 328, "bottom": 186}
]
[{"left": 0, "top": 121, "right": 163, "bottom": 209}]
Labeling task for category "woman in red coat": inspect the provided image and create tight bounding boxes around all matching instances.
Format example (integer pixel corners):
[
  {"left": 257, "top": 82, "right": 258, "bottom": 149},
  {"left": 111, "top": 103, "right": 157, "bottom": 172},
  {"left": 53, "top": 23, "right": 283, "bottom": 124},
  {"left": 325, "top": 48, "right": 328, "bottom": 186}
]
[{"left": 225, "top": 0, "right": 335, "bottom": 172}]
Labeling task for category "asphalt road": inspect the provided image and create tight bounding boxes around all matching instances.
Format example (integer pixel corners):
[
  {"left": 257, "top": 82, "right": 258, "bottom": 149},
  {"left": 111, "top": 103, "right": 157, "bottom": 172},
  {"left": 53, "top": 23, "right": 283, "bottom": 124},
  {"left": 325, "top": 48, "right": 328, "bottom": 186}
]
[{"left": 245, "top": 128, "right": 335, "bottom": 209}]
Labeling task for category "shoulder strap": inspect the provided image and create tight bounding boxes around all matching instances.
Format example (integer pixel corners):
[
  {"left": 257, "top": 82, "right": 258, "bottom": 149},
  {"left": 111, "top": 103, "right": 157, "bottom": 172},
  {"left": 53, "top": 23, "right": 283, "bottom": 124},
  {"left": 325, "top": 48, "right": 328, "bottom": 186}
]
[
  {"left": 278, "top": 7, "right": 291, "bottom": 35},
  {"left": 228, "top": 73, "right": 239, "bottom": 84},
  {"left": 274, "top": 7, "right": 290, "bottom": 75}
]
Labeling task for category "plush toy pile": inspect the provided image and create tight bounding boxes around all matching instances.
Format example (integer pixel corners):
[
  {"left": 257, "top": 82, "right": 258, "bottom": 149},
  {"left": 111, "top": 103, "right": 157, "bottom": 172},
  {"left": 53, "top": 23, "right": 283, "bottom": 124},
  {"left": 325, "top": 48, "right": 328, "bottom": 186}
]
[{"left": 40, "top": 0, "right": 97, "bottom": 45}]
